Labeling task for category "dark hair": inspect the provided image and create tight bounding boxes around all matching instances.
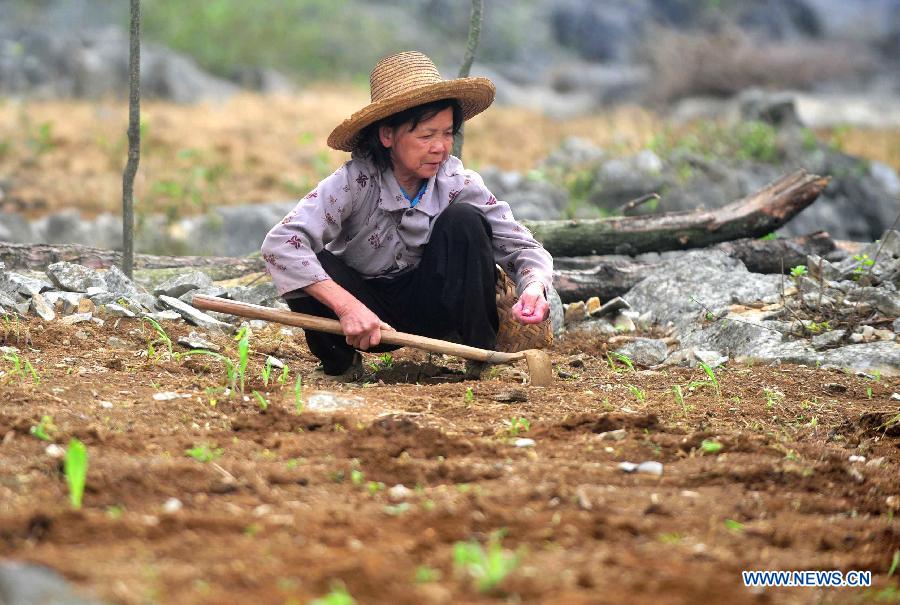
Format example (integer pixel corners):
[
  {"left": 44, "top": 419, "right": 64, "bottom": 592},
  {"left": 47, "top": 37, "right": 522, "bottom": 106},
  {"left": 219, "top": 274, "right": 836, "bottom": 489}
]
[{"left": 354, "top": 98, "right": 464, "bottom": 173}]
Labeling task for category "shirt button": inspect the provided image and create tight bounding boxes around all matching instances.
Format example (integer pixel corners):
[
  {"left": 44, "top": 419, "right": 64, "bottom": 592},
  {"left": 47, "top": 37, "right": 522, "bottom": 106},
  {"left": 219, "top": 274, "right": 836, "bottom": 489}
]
[
  {"left": 405, "top": 210, "right": 414, "bottom": 217},
  {"left": 395, "top": 252, "right": 402, "bottom": 260}
]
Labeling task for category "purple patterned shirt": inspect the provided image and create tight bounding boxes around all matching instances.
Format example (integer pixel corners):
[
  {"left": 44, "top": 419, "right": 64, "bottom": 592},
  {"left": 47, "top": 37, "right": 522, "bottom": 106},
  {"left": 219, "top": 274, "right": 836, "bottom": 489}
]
[{"left": 261, "top": 155, "right": 553, "bottom": 298}]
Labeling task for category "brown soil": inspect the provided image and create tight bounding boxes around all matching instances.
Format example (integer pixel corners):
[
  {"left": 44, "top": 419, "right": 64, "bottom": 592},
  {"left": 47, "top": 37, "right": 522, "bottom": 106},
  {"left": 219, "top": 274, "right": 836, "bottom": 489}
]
[{"left": 0, "top": 317, "right": 898, "bottom": 604}]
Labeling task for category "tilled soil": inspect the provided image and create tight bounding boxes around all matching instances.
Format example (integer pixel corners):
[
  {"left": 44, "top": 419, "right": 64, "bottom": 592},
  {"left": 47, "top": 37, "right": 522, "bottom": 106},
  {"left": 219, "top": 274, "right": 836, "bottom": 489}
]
[{"left": 0, "top": 318, "right": 898, "bottom": 604}]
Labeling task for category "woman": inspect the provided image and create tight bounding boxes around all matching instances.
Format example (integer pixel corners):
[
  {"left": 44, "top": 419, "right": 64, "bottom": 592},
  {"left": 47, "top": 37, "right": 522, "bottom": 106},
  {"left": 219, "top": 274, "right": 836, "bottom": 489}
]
[{"left": 261, "top": 51, "right": 553, "bottom": 379}]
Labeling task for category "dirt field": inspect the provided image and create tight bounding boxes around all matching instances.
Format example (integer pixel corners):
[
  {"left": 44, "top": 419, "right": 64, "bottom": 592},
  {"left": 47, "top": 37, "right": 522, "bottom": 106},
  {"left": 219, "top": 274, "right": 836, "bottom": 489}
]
[{"left": 0, "top": 317, "right": 898, "bottom": 604}]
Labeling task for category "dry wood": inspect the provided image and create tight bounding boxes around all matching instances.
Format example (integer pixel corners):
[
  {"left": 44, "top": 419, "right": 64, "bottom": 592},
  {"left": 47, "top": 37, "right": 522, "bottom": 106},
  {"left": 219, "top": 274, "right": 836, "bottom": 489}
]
[{"left": 523, "top": 170, "right": 829, "bottom": 257}]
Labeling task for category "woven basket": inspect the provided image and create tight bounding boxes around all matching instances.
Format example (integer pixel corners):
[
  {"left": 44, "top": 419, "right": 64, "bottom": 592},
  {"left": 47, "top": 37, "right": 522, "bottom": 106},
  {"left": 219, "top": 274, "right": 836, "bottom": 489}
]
[{"left": 495, "top": 267, "right": 553, "bottom": 353}]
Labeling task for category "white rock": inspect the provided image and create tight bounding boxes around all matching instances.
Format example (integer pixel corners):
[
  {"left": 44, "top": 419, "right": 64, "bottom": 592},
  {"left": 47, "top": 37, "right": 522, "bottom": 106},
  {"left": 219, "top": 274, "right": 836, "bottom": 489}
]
[
  {"left": 45, "top": 444, "right": 66, "bottom": 459},
  {"left": 618, "top": 461, "right": 638, "bottom": 473},
  {"left": 848, "top": 455, "right": 866, "bottom": 463},
  {"left": 637, "top": 461, "right": 664, "bottom": 476},
  {"left": 152, "top": 392, "right": 191, "bottom": 401},
  {"left": 597, "top": 428, "right": 627, "bottom": 441},
  {"left": 388, "top": 484, "right": 414, "bottom": 503},
  {"left": 514, "top": 438, "right": 536, "bottom": 448},
  {"left": 265, "top": 355, "right": 285, "bottom": 369},
  {"left": 162, "top": 498, "right": 183, "bottom": 513}
]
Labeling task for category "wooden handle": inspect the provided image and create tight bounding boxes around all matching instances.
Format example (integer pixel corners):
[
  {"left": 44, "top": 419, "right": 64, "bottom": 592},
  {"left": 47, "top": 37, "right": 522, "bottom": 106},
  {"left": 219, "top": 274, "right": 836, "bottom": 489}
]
[{"left": 192, "top": 295, "right": 524, "bottom": 364}]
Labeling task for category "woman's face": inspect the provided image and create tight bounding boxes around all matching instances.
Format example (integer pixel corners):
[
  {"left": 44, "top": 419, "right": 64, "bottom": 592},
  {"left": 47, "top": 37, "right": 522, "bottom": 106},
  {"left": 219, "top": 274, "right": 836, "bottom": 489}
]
[{"left": 379, "top": 107, "right": 454, "bottom": 190}]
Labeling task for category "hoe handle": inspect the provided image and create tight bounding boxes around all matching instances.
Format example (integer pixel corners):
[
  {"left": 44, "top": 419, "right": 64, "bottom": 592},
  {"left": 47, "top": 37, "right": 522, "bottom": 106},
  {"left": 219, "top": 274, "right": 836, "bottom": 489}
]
[{"left": 193, "top": 295, "right": 524, "bottom": 364}]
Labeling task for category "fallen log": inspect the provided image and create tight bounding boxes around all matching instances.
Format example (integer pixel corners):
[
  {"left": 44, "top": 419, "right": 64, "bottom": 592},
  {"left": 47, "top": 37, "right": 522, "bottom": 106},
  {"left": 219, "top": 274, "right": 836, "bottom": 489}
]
[
  {"left": 0, "top": 242, "right": 264, "bottom": 280},
  {"left": 523, "top": 170, "right": 829, "bottom": 257},
  {"left": 553, "top": 231, "right": 838, "bottom": 303}
]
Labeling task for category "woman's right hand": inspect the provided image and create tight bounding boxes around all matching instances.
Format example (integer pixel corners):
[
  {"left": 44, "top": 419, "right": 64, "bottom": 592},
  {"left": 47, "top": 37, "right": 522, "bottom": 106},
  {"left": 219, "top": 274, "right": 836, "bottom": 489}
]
[{"left": 337, "top": 300, "right": 393, "bottom": 350}]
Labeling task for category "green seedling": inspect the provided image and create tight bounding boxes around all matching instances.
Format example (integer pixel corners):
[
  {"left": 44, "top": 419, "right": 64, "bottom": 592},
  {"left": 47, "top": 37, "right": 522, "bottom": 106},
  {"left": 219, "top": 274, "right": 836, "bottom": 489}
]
[
  {"left": 464, "top": 387, "right": 474, "bottom": 403},
  {"left": 505, "top": 417, "right": 530, "bottom": 438},
  {"left": 414, "top": 565, "right": 441, "bottom": 583},
  {"left": 235, "top": 325, "right": 250, "bottom": 393},
  {"left": 142, "top": 317, "right": 174, "bottom": 360},
  {"left": 252, "top": 390, "right": 269, "bottom": 411},
  {"left": 888, "top": 550, "right": 899, "bottom": 578},
  {"left": 3, "top": 352, "right": 40, "bottom": 384},
  {"left": 627, "top": 384, "right": 646, "bottom": 403},
  {"left": 673, "top": 385, "right": 691, "bottom": 415},
  {"left": 606, "top": 351, "right": 634, "bottom": 373},
  {"left": 368, "top": 352, "right": 394, "bottom": 371},
  {"left": 261, "top": 358, "right": 274, "bottom": 386},
  {"left": 310, "top": 584, "right": 355, "bottom": 605},
  {"left": 724, "top": 519, "right": 745, "bottom": 533},
  {"left": 851, "top": 253, "right": 875, "bottom": 278},
  {"left": 64, "top": 439, "right": 88, "bottom": 510},
  {"left": 185, "top": 443, "right": 224, "bottom": 463},
  {"left": 29, "top": 415, "right": 56, "bottom": 441},
  {"left": 366, "top": 481, "right": 385, "bottom": 495},
  {"left": 350, "top": 469, "right": 364, "bottom": 485},
  {"left": 699, "top": 362, "right": 720, "bottom": 396},
  {"left": 789, "top": 265, "right": 807, "bottom": 277},
  {"left": 763, "top": 387, "right": 784, "bottom": 409},
  {"left": 453, "top": 532, "right": 523, "bottom": 593},
  {"left": 181, "top": 350, "right": 237, "bottom": 392},
  {"left": 700, "top": 439, "right": 723, "bottom": 454},
  {"left": 294, "top": 375, "right": 304, "bottom": 413},
  {"left": 278, "top": 365, "right": 290, "bottom": 385}
]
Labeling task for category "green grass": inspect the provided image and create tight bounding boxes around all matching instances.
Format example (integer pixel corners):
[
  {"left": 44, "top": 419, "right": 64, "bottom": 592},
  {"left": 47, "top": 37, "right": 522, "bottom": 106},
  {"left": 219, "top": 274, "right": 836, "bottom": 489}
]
[{"left": 64, "top": 439, "right": 88, "bottom": 510}]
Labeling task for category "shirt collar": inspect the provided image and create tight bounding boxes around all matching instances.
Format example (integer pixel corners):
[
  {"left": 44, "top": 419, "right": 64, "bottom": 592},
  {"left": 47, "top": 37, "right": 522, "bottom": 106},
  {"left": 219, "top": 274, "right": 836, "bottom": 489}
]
[{"left": 379, "top": 166, "right": 441, "bottom": 216}]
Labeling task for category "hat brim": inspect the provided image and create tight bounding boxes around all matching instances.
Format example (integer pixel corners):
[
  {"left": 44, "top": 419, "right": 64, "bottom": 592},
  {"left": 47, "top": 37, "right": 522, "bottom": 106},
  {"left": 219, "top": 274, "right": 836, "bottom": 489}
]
[{"left": 327, "top": 77, "right": 496, "bottom": 152}]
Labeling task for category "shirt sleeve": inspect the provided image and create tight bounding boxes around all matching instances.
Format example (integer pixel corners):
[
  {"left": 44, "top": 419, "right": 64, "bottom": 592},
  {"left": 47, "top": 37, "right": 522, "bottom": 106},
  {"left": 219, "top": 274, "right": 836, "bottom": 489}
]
[
  {"left": 460, "top": 171, "right": 554, "bottom": 297},
  {"left": 260, "top": 164, "right": 358, "bottom": 296}
]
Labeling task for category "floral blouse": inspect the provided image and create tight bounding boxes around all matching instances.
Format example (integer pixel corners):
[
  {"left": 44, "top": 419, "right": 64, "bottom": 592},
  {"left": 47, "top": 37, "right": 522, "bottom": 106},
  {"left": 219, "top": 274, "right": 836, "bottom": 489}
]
[{"left": 261, "top": 154, "right": 554, "bottom": 298}]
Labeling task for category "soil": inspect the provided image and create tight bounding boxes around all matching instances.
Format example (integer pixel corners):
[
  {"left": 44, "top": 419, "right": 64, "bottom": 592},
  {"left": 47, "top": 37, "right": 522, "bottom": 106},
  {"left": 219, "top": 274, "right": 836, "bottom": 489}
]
[{"left": 0, "top": 317, "right": 898, "bottom": 604}]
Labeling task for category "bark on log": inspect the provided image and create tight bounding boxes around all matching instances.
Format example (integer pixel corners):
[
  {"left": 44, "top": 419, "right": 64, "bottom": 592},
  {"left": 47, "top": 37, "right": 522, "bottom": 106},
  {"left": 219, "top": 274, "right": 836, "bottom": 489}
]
[
  {"left": 523, "top": 170, "right": 829, "bottom": 257},
  {"left": 0, "top": 242, "right": 264, "bottom": 279},
  {"left": 553, "top": 231, "right": 838, "bottom": 303}
]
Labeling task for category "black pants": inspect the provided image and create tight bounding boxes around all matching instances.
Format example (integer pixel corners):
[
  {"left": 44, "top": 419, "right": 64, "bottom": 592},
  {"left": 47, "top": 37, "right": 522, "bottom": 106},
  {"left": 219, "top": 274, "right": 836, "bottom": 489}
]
[{"left": 286, "top": 203, "right": 499, "bottom": 374}]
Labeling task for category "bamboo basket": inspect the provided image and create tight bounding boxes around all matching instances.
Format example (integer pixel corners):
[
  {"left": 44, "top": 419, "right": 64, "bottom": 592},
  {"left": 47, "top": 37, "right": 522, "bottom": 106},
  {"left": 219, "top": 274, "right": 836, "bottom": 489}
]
[{"left": 494, "top": 267, "right": 552, "bottom": 353}]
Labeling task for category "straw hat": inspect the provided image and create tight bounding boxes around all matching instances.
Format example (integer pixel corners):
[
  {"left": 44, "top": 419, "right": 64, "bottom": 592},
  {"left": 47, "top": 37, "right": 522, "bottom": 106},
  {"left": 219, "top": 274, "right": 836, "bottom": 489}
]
[{"left": 327, "top": 51, "right": 496, "bottom": 152}]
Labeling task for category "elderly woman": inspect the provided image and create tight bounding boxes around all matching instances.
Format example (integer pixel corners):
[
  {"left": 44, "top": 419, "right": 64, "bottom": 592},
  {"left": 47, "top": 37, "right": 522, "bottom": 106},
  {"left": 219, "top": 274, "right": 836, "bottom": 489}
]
[{"left": 261, "top": 51, "right": 553, "bottom": 379}]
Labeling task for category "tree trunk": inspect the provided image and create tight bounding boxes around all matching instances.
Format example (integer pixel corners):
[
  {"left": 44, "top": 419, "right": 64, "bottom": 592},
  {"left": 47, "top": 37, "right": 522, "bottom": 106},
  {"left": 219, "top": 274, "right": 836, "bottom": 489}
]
[
  {"left": 121, "top": 0, "right": 141, "bottom": 278},
  {"left": 524, "top": 170, "right": 829, "bottom": 257},
  {"left": 452, "top": 0, "right": 483, "bottom": 159},
  {"left": 553, "top": 231, "right": 838, "bottom": 303}
]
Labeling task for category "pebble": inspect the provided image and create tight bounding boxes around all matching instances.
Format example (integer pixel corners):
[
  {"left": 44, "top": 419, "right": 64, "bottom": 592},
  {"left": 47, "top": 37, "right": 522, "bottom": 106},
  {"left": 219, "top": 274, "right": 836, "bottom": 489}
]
[
  {"left": 305, "top": 391, "right": 365, "bottom": 412},
  {"left": 162, "top": 498, "right": 183, "bottom": 514},
  {"left": 45, "top": 444, "right": 65, "bottom": 459},
  {"left": 891, "top": 393, "right": 900, "bottom": 401},
  {"left": 848, "top": 455, "right": 866, "bottom": 463},
  {"left": 618, "top": 462, "right": 638, "bottom": 473},
  {"left": 106, "top": 336, "right": 130, "bottom": 349},
  {"left": 152, "top": 392, "right": 191, "bottom": 401},
  {"left": 866, "top": 457, "right": 885, "bottom": 468},
  {"left": 74, "top": 330, "right": 89, "bottom": 341},
  {"left": 101, "top": 303, "right": 136, "bottom": 318},
  {"left": 490, "top": 389, "right": 528, "bottom": 403},
  {"left": 177, "top": 332, "right": 220, "bottom": 352},
  {"left": 637, "top": 461, "right": 664, "bottom": 476},
  {"left": 30, "top": 293, "right": 55, "bottom": 321},
  {"left": 60, "top": 312, "right": 92, "bottom": 325},
  {"left": 388, "top": 484, "right": 414, "bottom": 503},
  {"left": 99, "top": 401, "right": 114, "bottom": 409},
  {"left": 0, "top": 346, "right": 19, "bottom": 354},
  {"left": 265, "top": 355, "right": 285, "bottom": 369},
  {"left": 514, "top": 438, "right": 536, "bottom": 448},
  {"left": 597, "top": 428, "right": 627, "bottom": 441}
]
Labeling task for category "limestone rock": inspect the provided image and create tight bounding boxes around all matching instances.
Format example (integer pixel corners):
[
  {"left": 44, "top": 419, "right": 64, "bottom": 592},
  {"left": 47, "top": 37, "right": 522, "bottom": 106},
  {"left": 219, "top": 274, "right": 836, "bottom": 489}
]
[{"left": 46, "top": 262, "right": 106, "bottom": 292}]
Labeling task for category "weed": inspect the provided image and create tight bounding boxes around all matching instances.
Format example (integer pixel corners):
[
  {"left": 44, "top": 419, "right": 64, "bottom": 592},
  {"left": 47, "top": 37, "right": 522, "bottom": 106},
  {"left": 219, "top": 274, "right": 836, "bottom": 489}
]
[
  {"left": 29, "top": 415, "right": 56, "bottom": 441},
  {"left": 368, "top": 352, "right": 394, "bottom": 371},
  {"left": 261, "top": 358, "right": 274, "bottom": 386},
  {"left": 607, "top": 351, "right": 635, "bottom": 373},
  {"left": 414, "top": 565, "right": 441, "bottom": 583},
  {"left": 764, "top": 387, "right": 784, "bottom": 409},
  {"left": 658, "top": 532, "right": 683, "bottom": 545},
  {"left": 182, "top": 350, "right": 237, "bottom": 392},
  {"left": 889, "top": 550, "right": 899, "bottom": 578},
  {"left": 673, "top": 385, "right": 692, "bottom": 415},
  {"left": 3, "top": 351, "right": 40, "bottom": 385},
  {"left": 464, "top": 387, "right": 474, "bottom": 403},
  {"left": 27, "top": 120, "right": 55, "bottom": 156},
  {"left": 278, "top": 365, "right": 290, "bottom": 386},
  {"left": 627, "top": 384, "right": 646, "bottom": 403},
  {"left": 310, "top": 584, "right": 355, "bottom": 605},
  {"left": 852, "top": 253, "right": 875, "bottom": 279},
  {"left": 252, "top": 390, "right": 269, "bottom": 411},
  {"left": 235, "top": 325, "right": 250, "bottom": 393},
  {"left": 505, "top": 417, "right": 530, "bottom": 438},
  {"left": 185, "top": 444, "right": 224, "bottom": 463},
  {"left": 350, "top": 469, "right": 364, "bottom": 485},
  {"left": 699, "top": 362, "right": 720, "bottom": 396},
  {"left": 724, "top": 519, "right": 745, "bottom": 533},
  {"left": 142, "top": 317, "right": 173, "bottom": 360},
  {"left": 453, "top": 532, "right": 523, "bottom": 593},
  {"left": 789, "top": 265, "right": 807, "bottom": 278},
  {"left": 294, "top": 375, "right": 304, "bottom": 413},
  {"left": 64, "top": 439, "right": 88, "bottom": 510},
  {"left": 700, "top": 439, "right": 723, "bottom": 454},
  {"left": 366, "top": 481, "right": 386, "bottom": 495}
]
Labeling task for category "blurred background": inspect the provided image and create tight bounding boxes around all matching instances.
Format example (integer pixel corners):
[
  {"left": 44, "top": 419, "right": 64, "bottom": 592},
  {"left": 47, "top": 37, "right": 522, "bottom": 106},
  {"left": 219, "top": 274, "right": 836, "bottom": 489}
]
[{"left": 0, "top": 0, "right": 898, "bottom": 256}]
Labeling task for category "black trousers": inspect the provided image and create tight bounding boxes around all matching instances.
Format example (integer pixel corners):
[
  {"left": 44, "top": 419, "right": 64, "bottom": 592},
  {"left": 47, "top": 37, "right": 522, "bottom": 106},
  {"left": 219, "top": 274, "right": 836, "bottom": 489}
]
[{"left": 286, "top": 203, "right": 499, "bottom": 374}]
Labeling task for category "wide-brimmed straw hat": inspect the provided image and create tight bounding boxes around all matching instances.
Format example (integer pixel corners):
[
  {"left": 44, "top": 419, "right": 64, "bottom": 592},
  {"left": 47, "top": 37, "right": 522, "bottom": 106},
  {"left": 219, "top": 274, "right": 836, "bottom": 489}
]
[{"left": 327, "top": 51, "right": 496, "bottom": 152}]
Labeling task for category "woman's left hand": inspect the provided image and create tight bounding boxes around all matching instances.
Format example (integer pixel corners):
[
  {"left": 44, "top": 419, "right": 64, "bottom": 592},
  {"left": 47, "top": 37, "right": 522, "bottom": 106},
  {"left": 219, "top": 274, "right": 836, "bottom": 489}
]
[{"left": 512, "top": 282, "right": 549, "bottom": 324}]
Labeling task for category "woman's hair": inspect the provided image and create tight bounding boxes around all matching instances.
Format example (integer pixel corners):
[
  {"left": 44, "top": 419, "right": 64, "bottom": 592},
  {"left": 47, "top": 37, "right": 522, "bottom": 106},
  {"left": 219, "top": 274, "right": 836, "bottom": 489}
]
[{"left": 354, "top": 98, "right": 464, "bottom": 172}]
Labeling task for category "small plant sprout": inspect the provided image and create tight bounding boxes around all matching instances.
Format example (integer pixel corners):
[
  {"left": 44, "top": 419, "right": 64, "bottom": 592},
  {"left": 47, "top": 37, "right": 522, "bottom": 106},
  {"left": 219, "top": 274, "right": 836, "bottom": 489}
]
[
  {"left": 366, "top": 481, "right": 385, "bottom": 496},
  {"left": 888, "top": 550, "right": 899, "bottom": 578},
  {"left": 3, "top": 351, "right": 40, "bottom": 385},
  {"left": 368, "top": 352, "right": 394, "bottom": 371},
  {"left": 505, "top": 417, "right": 530, "bottom": 438},
  {"left": 851, "top": 253, "right": 875, "bottom": 279},
  {"left": 182, "top": 350, "right": 237, "bottom": 392},
  {"left": 29, "top": 415, "right": 56, "bottom": 441},
  {"left": 789, "top": 264, "right": 808, "bottom": 278},
  {"left": 700, "top": 439, "right": 723, "bottom": 454},
  {"left": 142, "top": 317, "right": 173, "bottom": 360},
  {"left": 235, "top": 325, "right": 250, "bottom": 393},
  {"left": 252, "top": 390, "right": 269, "bottom": 411},
  {"left": 294, "top": 375, "right": 304, "bottom": 413},
  {"left": 310, "top": 583, "right": 355, "bottom": 605},
  {"left": 185, "top": 444, "right": 224, "bottom": 463},
  {"left": 350, "top": 469, "right": 364, "bottom": 485},
  {"left": 453, "top": 531, "right": 523, "bottom": 593},
  {"left": 414, "top": 566, "right": 441, "bottom": 583},
  {"left": 627, "top": 384, "right": 646, "bottom": 403},
  {"left": 278, "top": 365, "right": 290, "bottom": 385},
  {"left": 698, "top": 362, "right": 720, "bottom": 396},
  {"left": 673, "top": 385, "right": 691, "bottom": 416},
  {"left": 464, "top": 387, "right": 474, "bottom": 403},
  {"left": 724, "top": 519, "right": 745, "bottom": 533},
  {"left": 64, "top": 439, "right": 88, "bottom": 510},
  {"left": 607, "top": 351, "right": 634, "bottom": 373},
  {"left": 261, "top": 358, "right": 274, "bottom": 386},
  {"left": 763, "top": 387, "right": 784, "bottom": 409}
]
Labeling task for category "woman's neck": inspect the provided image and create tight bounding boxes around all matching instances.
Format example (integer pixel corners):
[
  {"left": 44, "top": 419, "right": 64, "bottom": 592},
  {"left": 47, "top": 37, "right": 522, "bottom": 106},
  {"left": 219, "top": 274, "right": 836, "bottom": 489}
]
[{"left": 397, "top": 175, "right": 425, "bottom": 197}]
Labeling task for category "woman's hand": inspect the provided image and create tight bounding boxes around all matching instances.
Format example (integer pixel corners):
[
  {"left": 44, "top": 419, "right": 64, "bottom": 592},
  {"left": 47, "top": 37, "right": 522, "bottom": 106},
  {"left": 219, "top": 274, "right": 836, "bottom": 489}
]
[
  {"left": 512, "top": 282, "right": 549, "bottom": 325},
  {"left": 337, "top": 300, "right": 393, "bottom": 350}
]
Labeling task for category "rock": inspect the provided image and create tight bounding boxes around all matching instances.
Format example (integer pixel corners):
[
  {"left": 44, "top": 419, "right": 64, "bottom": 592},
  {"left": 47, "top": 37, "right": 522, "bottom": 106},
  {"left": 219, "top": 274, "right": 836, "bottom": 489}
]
[
  {"left": 590, "top": 297, "right": 631, "bottom": 319},
  {"left": 548, "top": 286, "right": 565, "bottom": 338},
  {"left": 60, "top": 313, "right": 92, "bottom": 325},
  {"left": 45, "top": 444, "right": 66, "bottom": 459},
  {"left": 142, "top": 310, "right": 182, "bottom": 323},
  {"left": 637, "top": 461, "right": 664, "bottom": 476},
  {"left": 153, "top": 271, "right": 213, "bottom": 298},
  {"left": 818, "top": 342, "right": 900, "bottom": 377},
  {"left": 30, "top": 294, "right": 56, "bottom": 321},
  {"left": 106, "top": 336, "right": 130, "bottom": 349},
  {"left": 152, "top": 392, "right": 190, "bottom": 401},
  {"left": 178, "top": 286, "right": 228, "bottom": 306},
  {"left": 264, "top": 355, "right": 285, "bottom": 369},
  {"left": 44, "top": 292, "right": 86, "bottom": 314},
  {"left": 612, "top": 338, "right": 669, "bottom": 367},
  {"left": 0, "top": 561, "right": 107, "bottom": 605},
  {"left": 177, "top": 332, "right": 220, "bottom": 352},
  {"left": 157, "top": 295, "right": 234, "bottom": 333},
  {"left": 597, "top": 428, "right": 627, "bottom": 441},
  {"left": 227, "top": 283, "right": 279, "bottom": 307},
  {"left": 387, "top": 484, "right": 413, "bottom": 503},
  {"left": 612, "top": 312, "right": 636, "bottom": 333},
  {"left": 162, "top": 498, "right": 183, "bottom": 514},
  {"left": 618, "top": 461, "right": 638, "bottom": 473},
  {"left": 99, "top": 303, "right": 136, "bottom": 319},
  {"left": 102, "top": 265, "right": 143, "bottom": 298},
  {"left": 564, "top": 301, "right": 587, "bottom": 324},
  {"left": 490, "top": 389, "right": 528, "bottom": 403},
  {"left": 585, "top": 297, "right": 602, "bottom": 315},
  {"left": 514, "top": 438, "right": 536, "bottom": 448},
  {"left": 46, "top": 262, "right": 105, "bottom": 292},
  {"left": 4, "top": 273, "right": 53, "bottom": 297},
  {"left": 305, "top": 391, "right": 365, "bottom": 412},
  {"left": 0, "top": 291, "right": 20, "bottom": 310}
]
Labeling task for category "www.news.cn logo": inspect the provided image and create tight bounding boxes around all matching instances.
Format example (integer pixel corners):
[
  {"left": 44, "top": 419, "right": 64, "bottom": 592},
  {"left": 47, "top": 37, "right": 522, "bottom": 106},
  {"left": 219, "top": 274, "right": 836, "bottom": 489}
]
[{"left": 743, "top": 570, "right": 872, "bottom": 588}]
